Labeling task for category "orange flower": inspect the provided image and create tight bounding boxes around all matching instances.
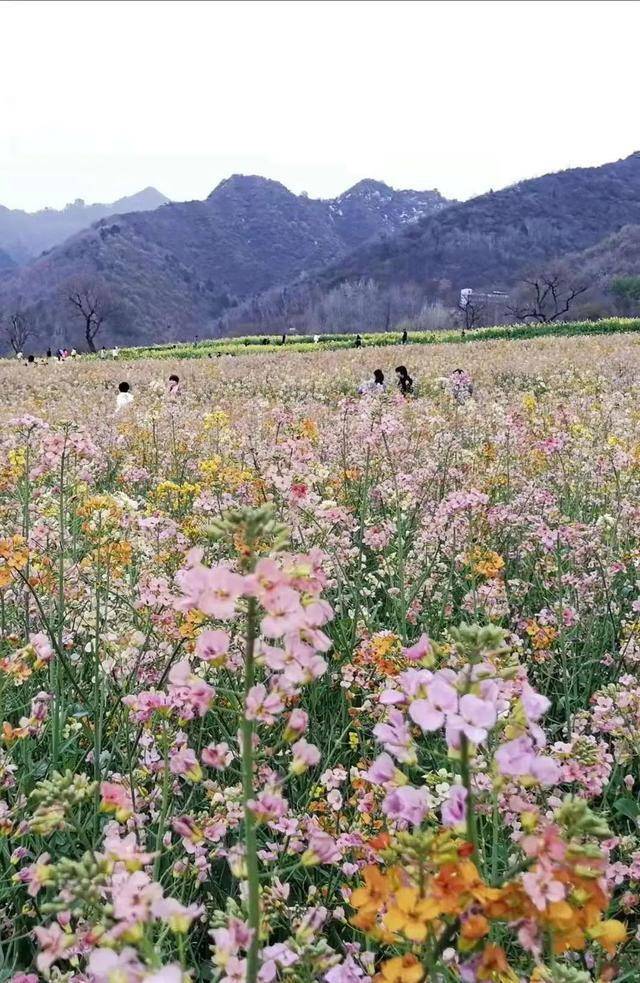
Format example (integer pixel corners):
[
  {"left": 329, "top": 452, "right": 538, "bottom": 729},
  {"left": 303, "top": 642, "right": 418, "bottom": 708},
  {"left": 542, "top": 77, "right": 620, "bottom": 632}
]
[
  {"left": 350, "top": 865, "right": 391, "bottom": 932},
  {"left": 432, "top": 860, "right": 499, "bottom": 916},
  {"left": 374, "top": 954, "right": 423, "bottom": 983},
  {"left": 460, "top": 913, "right": 490, "bottom": 950},
  {"left": 476, "top": 944, "right": 519, "bottom": 982},
  {"left": 0, "top": 535, "right": 29, "bottom": 589},
  {"left": 383, "top": 886, "right": 440, "bottom": 942}
]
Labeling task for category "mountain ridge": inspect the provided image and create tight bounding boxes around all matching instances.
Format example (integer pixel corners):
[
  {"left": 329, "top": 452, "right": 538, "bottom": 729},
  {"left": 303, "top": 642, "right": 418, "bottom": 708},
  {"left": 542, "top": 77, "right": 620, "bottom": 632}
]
[
  {"left": 0, "top": 187, "right": 169, "bottom": 264},
  {"left": 0, "top": 176, "right": 450, "bottom": 348}
]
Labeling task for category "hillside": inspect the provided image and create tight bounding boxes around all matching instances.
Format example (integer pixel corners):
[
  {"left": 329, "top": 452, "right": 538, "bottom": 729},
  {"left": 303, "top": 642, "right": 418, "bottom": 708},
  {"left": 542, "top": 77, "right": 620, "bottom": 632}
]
[
  {"left": 0, "top": 177, "right": 448, "bottom": 349},
  {"left": 0, "top": 187, "right": 169, "bottom": 264},
  {"left": 220, "top": 151, "right": 640, "bottom": 333}
]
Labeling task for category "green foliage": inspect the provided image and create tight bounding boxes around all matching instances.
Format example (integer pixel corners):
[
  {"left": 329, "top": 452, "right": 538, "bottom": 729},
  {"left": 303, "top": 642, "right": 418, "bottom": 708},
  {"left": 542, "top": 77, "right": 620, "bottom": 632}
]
[{"left": 104, "top": 317, "right": 640, "bottom": 361}]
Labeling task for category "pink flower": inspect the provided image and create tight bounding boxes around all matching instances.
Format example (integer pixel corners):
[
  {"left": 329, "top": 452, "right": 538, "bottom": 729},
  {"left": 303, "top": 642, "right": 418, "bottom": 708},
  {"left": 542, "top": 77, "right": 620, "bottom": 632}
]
[
  {"left": 151, "top": 896, "right": 203, "bottom": 932},
  {"left": 382, "top": 785, "right": 430, "bottom": 827},
  {"left": 260, "top": 587, "right": 304, "bottom": 638},
  {"left": 100, "top": 781, "right": 134, "bottom": 821},
  {"left": 167, "top": 661, "right": 216, "bottom": 718},
  {"left": 446, "top": 693, "right": 497, "bottom": 746},
  {"left": 202, "top": 742, "right": 233, "bottom": 770},
  {"left": 373, "top": 709, "right": 416, "bottom": 764},
  {"left": 245, "top": 684, "right": 284, "bottom": 724},
  {"left": 195, "top": 629, "right": 230, "bottom": 664},
  {"left": 290, "top": 739, "right": 321, "bottom": 775},
  {"left": 144, "top": 967, "right": 183, "bottom": 983},
  {"left": 302, "top": 828, "right": 341, "bottom": 865},
  {"left": 111, "top": 870, "right": 163, "bottom": 925},
  {"left": 403, "top": 633, "right": 433, "bottom": 663},
  {"left": 409, "top": 677, "right": 458, "bottom": 732},
  {"left": 34, "top": 922, "right": 72, "bottom": 973},
  {"left": 175, "top": 562, "right": 245, "bottom": 619},
  {"left": 169, "top": 747, "right": 202, "bottom": 782},
  {"left": 495, "top": 737, "right": 561, "bottom": 787},
  {"left": 522, "top": 869, "right": 565, "bottom": 911},
  {"left": 324, "top": 957, "right": 368, "bottom": 982},
  {"left": 441, "top": 785, "right": 468, "bottom": 829},
  {"left": 88, "top": 947, "right": 144, "bottom": 983},
  {"left": 248, "top": 791, "right": 288, "bottom": 823},
  {"left": 283, "top": 708, "right": 309, "bottom": 740},
  {"left": 15, "top": 853, "right": 53, "bottom": 896},
  {"left": 365, "top": 752, "right": 406, "bottom": 787},
  {"left": 30, "top": 632, "right": 53, "bottom": 664},
  {"left": 103, "top": 825, "right": 156, "bottom": 869}
]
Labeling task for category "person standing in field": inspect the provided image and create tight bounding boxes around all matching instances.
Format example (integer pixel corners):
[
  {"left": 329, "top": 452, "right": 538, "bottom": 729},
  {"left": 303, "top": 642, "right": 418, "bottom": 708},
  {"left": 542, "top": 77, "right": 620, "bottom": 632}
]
[
  {"left": 395, "top": 365, "right": 414, "bottom": 395},
  {"left": 448, "top": 368, "right": 474, "bottom": 404},
  {"left": 358, "top": 369, "right": 386, "bottom": 394},
  {"left": 115, "top": 381, "right": 134, "bottom": 412},
  {"left": 354, "top": 334, "right": 363, "bottom": 348},
  {"left": 401, "top": 329, "right": 408, "bottom": 344},
  {"left": 167, "top": 374, "right": 181, "bottom": 398}
]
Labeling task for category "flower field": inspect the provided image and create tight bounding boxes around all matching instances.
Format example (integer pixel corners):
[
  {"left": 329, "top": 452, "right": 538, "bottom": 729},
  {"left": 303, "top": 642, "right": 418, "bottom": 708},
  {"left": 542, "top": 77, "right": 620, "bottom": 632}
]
[{"left": 3, "top": 332, "right": 640, "bottom": 982}]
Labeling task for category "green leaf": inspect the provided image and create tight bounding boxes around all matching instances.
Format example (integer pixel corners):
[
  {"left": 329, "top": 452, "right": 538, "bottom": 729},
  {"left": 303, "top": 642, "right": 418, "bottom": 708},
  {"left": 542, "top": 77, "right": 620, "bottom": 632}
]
[{"left": 613, "top": 797, "right": 640, "bottom": 820}]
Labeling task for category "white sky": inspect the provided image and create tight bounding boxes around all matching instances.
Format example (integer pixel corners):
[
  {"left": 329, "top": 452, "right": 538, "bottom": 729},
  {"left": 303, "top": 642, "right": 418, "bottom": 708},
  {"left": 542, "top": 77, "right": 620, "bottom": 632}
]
[{"left": 1, "top": 0, "right": 639, "bottom": 211}]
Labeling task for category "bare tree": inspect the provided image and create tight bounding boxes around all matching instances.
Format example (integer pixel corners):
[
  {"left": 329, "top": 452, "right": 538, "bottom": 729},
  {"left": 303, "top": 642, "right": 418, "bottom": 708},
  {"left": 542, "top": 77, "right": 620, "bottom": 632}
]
[
  {"left": 3, "top": 310, "right": 32, "bottom": 354},
  {"left": 67, "top": 280, "right": 114, "bottom": 352},
  {"left": 506, "top": 271, "right": 590, "bottom": 324},
  {"left": 457, "top": 297, "right": 486, "bottom": 332}
]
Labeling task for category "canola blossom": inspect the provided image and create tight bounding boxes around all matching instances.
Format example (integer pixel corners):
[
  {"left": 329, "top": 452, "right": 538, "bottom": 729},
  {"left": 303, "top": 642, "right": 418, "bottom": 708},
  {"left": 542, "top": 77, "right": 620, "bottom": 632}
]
[{"left": 0, "top": 333, "right": 639, "bottom": 981}]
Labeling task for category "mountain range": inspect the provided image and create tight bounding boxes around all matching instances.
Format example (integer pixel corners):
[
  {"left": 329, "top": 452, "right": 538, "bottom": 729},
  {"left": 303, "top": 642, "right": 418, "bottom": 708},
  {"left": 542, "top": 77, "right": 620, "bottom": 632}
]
[
  {"left": 0, "top": 178, "right": 448, "bottom": 347},
  {"left": 0, "top": 187, "right": 169, "bottom": 266},
  {"left": 2, "top": 152, "right": 640, "bottom": 349}
]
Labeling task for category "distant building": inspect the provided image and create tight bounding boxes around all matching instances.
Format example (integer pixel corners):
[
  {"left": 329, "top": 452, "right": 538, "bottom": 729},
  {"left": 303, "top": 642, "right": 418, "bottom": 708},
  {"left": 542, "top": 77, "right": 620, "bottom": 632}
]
[{"left": 460, "top": 288, "right": 510, "bottom": 324}]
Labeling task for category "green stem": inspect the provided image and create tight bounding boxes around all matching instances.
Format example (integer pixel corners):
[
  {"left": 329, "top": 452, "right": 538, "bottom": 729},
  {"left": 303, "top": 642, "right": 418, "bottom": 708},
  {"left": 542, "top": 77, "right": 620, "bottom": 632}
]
[
  {"left": 459, "top": 735, "right": 478, "bottom": 866},
  {"left": 241, "top": 597, "right": 260, "bottom": 983}
]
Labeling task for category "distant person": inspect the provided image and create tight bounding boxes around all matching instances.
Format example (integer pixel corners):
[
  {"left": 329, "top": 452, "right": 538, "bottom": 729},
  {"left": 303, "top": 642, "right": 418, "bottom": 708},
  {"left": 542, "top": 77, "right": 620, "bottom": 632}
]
[
  {"left": 167, "top": 374, "right": 181, "bottom": 398},
  {"left": 100, "top": 346, "right": 107, "bottom": 359},
  {"left": 194, "top": 335, "right": 199, "bottom": 347},
  {"left": 354, "top": 334, "right": 363, "bottom": 348},
  {"left": 395, "top": 365, "right": 413, "bottom": 396},
  {"left": 46, "top": 348, "right": 52, "bottom": 359},
  {"left": 70, "top": 348, "right": 77, "bottom": 359},
  {"left": 449, "top": 368, "right": 474, "bottom": 404},
  {"left": 281, "top": 333, "right": 286, "bottom": 345},
  {"left": 401, "top": 329, "right": 408, "bottom": 345},
  {"left": 26, "top": 354, "right": 35, "bottom": 365},
  {"left": 62, "top": 348, "right": 69, "bottom": 360},
  {"left": 313, "top": 334, "right": 320, "bottom": 344},
  {"left": 15, "top": 351, "right": 22, "bottom": 361},
  {"left": 112, "top": 346, "right": 120, "bottom": 359},
  {"left": 261, "top": 338, "right": 269, "bottom": 345},
  {"left": 115, "top": 381, "right": 134, "bottom": 412},
  {"left": 358, "top": 369, "right": 386, "bottom": 395}
]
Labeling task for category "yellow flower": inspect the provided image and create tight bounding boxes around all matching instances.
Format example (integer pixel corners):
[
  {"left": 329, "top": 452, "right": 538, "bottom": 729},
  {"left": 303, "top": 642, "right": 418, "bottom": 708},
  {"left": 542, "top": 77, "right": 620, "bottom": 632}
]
[
  {"left": 383, "top": 886, "right": 439, "bottom": 942},
  {"left": 587, "top": 918, "right": 626, "bottom": 955},
  {"left": 374, "top": 955, "right": 423, "bottom": 983},
  {"left": 0, "top": 535, "right": 29, "bottom": 589}
]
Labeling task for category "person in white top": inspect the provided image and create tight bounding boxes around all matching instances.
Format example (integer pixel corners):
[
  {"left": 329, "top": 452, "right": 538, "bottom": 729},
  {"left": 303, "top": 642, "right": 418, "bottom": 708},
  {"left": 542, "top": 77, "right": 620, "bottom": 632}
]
[
  {"left": 112, "top": 346, "right": 120, "bottom": 359},
  {"left": 358, "top": 369, "right": 386, "bottom": 395},
  {"left": 115, "top": 381, "right": 134, "bottom": 412}
]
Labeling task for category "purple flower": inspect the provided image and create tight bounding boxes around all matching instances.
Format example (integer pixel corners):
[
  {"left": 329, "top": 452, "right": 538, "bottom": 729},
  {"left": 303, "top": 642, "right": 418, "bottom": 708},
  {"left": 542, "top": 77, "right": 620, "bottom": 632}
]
[
  {"left": 409, "top": 677, "right": 458, "bottom": 732},
  {"left": 441, "top": 785, "right": 468, "bottom": 829},
  {"left": 373, "top": 709, "right": 416, "bottom": 764},
  {"left": 382, "top": 785, "right": 429, "bottom": 827}
]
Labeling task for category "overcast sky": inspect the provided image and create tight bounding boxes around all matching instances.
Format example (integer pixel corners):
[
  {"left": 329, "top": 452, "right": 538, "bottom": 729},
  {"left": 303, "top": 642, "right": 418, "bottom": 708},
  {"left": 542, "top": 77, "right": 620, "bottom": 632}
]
[{"left": 1, "top": 0, "right": 638, "bottom": 211}]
